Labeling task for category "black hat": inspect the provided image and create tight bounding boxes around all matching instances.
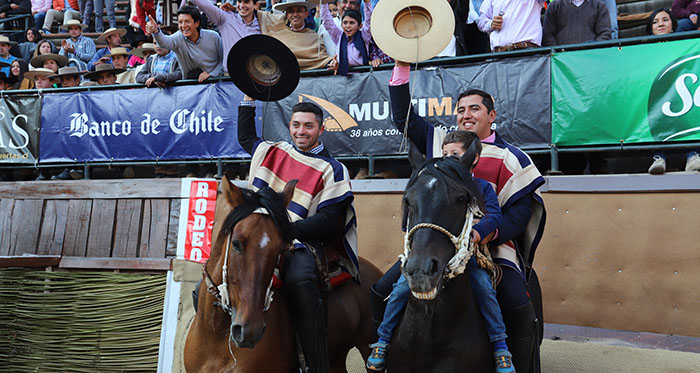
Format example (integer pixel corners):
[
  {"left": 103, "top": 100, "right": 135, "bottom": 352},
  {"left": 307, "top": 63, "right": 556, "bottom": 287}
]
[{"left": 227, "top": 34, "right": 299, "bottom": 102}]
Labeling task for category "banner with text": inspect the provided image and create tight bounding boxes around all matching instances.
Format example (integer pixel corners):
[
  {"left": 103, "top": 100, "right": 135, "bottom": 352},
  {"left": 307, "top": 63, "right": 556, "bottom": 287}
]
[
  {"left": 38, "top": 82, "right": 254, "bottom": 162},
  {"left": 552, "top": 38, "right": 700, "bottom": 146},
  {"left": 0, "top": 95, "right": 40, "bottom": 164},
  {"left": 261, "top": 55, "right": 551, "bottom": 153},
  {"left": 176, "top": 178, "right": 217, "bottom": 264}
]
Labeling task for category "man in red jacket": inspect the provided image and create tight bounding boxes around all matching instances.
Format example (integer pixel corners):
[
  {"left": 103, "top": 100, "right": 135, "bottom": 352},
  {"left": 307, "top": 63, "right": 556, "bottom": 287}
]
[{"left": 40, "top": 0, "right": 79, "bottom": 33}]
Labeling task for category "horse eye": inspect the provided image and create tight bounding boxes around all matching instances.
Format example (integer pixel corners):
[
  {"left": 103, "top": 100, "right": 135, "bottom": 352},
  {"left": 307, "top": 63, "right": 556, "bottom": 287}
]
[{"left": 231, "top": 239, "right": 242, "bottom": 252}]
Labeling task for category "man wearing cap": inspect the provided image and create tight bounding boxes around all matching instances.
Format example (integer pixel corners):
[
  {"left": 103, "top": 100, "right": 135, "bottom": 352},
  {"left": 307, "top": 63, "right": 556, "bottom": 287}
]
[
  {"left": 87, "top": 27, "right": 127, "bottom": 71},
  {"left": 25, "top": 67, "right": 57, "bottom": 88},
  {"left": 84, "top": 63, "right": 123, "bottom": 85},
  {"left": 58, "top": 19, "right": 96, "bottom": 67},
  {"left": 41, "top": 0, "right": 80, "bottom": 34},
  {"left": 146, "top": 6, "right": 223, "bottom": 82},
  {"left": 263, "top": 0, "right": 333, "bottom": 70},
  {"left": 237, "top": 96, "right": 357, "bottom": 373},
  {"left": 0, "top": 36, "right": 17, "bottom": 76},
  {"left": 30, "top": 52, "right": 68, "bottom": 72},
  {"left": 477, "top": 0, "right": 544, "bottom": 52},
  {"left": 135, "top": 42, "right": 180, "bottom": 87}
]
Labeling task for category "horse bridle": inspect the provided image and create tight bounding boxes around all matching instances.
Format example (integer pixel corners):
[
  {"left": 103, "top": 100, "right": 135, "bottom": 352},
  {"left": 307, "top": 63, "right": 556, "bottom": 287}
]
[
  {"left": 400, "top": 206, "right": 482, "bottom": 280},
  {"left": 202, "top": 208, "right": 276, "bottom": 316}
]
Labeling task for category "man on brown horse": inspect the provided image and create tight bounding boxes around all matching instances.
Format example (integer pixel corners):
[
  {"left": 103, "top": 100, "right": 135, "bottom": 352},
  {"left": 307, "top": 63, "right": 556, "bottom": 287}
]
[
  {"left": 236, "top": 96, "right": 359, "bottom": 373},
  {"left": 372, "top": 61, "right": 547, "bottom": 372}
]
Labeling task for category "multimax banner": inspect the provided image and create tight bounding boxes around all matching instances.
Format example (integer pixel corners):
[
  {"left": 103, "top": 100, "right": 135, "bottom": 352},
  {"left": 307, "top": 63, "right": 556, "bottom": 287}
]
[
  {"left": 38, "top": 55, "right": 550, "bottom": 162},
  {"left": 0, "top": 95, "right": 40, "bottom": 164},
  {"left": 552, "top": 38, "right": 700, "bottom": 146}
]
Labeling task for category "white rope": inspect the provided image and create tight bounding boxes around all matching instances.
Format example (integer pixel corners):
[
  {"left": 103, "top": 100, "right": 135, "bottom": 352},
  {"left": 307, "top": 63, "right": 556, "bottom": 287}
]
[{"left": 217, "top": 233, "right": 232, "bottom": 309}]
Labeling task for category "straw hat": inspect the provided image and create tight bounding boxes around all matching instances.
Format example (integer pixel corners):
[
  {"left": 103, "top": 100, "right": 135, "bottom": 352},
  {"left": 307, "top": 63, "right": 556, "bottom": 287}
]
[
  {"left": 227, "top": 34, "right": 300, "bottom": 102},
  {"left": 0, "top": 35, "right": 17, "bottom": 46},
  {"left": 49, "top": 66, "right": 85, "bottom": 79},
  {"left": 273, "top": 0, "right": 317, "bottom": 12},
  {"left": 132, "top": 43, "right": 156, "bottom": 58},
  {"left": 97, "top": 28, "right": 127, "bottom": 44},
  {"left": 371, "top": 0, "right": 455, "bottom": 63},
  {"left": 83, "top": 64, "right": 126, "bottom": 81},
  {"left": 59, "top": 19, "right": 88, "bottom": 30},
  {"left": 24, "top": 68, "right": 57, "bottom": 81},
  {"left": 30, "top": 53, "right": 69, "bottom": 68},
  {"left": 104, "top": 47, "right": 132, "bottom": 58}
]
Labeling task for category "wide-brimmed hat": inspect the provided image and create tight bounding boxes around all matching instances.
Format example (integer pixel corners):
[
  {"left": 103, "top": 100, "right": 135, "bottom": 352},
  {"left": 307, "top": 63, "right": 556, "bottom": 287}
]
[
  {"left": 59, "top": 19, "right": 88, "bottom": 31},
  {"left": 228, "top": 34, "right": 300, "bottom": 101},
  {"left": 104, "top": 47, "right": 132, "bottom": 58},
  {"left": 97, "top": 28, "right": 127, "bottom": 44},
  {"left": 83, "top": 63, "right": 126, "bottom": 81},
  {"left": 129, "top": 33, "right": 151, "bottom": 49},
  {"left": 371, "top": 0, "right": 455, "bottom": 63},
  {"left": 30, "top": 53, "right": 69, "bottom": 68},
  {"left": 0, "top": 35, "right": 17, "bottom": 46},
  {"left": 132, "top": 43, "right": 156, "bottom": 58},
  {"left": 0, "top": 71, "right": 17, "bottom": 84},
  {"left": 49, "top": 66, "right": 85, "bottom": 79},
  {"left": 24, "top": 68, "right": 57, "bottom": 81},
  {"left": 273, "top": 0, "right": 318, "bottom": 12}
]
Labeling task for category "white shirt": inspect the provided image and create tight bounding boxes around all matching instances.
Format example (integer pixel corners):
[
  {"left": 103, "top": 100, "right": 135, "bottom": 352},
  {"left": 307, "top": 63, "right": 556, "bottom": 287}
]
[{"left": 477, "top": 0, "right": 545, "bottom": 50}]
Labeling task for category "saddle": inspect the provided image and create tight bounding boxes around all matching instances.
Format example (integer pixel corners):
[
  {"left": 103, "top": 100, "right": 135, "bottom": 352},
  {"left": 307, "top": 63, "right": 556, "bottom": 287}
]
[{"left": 272, "top": 240, "right": 353, "bottom": 291}]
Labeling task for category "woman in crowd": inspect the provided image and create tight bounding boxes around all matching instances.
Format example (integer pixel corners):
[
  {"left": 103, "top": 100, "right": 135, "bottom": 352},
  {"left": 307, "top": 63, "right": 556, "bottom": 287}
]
[
  {"left": 32, "top": 39, "right": 58, "bottom": 59},
  {"left": 10, "top": 59, "right": 34, "bottom": 90},
  {"left": 320, "top": 0, "right": 375, "bottom": 75},
  {"left": 19, "top": 28, "right": 42, "bottom": 61},
  {"left": 645, "top": 9, "right": 700, "bottom": 174}
]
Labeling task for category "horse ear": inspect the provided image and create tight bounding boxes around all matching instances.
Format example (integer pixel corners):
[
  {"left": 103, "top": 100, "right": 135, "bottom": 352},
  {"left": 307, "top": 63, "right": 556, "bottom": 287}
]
[
  {"left": 458, "top": 141, "right": 479, "bottom": 173},
  {"left": 408, "top": 139, "right": 426, "bottom": 171},
  {"left": 282, "top": 180, "right": 298, "bottom": 207},
  {"left": 221, "top": 174, "right": 245, "bottom": 207}
]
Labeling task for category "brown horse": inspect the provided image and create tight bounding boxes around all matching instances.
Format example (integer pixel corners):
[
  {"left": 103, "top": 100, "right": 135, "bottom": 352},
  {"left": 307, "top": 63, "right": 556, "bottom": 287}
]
[{"left": 184, "top": 176, "right": 382, "bottom": 372}]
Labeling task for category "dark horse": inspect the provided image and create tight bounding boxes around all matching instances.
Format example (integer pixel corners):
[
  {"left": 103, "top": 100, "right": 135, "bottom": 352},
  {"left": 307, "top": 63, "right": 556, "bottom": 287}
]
[
  {"left": 184, "top": 176, "right": 383, "bottom": 372},
  {"left": 386, "top": 150, "right": 496, "bottom": 372}
]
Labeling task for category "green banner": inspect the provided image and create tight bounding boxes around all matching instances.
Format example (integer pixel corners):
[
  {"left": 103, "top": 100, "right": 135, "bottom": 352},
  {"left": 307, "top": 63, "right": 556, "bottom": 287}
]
[{"left": 552, "top": 39, "right": 700, "bottom": 146}]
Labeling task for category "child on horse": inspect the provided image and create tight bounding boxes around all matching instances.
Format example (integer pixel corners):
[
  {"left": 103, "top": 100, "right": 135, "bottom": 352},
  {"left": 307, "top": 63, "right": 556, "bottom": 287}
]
[{"left": 366, "top": 131, "right": 516, "bottom": 373}]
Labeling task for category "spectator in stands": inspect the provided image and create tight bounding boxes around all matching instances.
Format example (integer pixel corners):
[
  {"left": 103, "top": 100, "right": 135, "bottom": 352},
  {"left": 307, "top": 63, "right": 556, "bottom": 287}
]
[
  {"left": 31, "top": 0, "right": 50, "bottom": 28},
  {"left": 190, "top": 0, "right": 260, "bottom": 72},
  {"left": 0, "top": 0, "right": 31, "bottom": 30},
  {"left": 465, "top": 0, "right": 490, "bottom": 54},
  {"left": 265, "top": 0, "right": 333, "bottom": 70},
  {"left": 93, "top": 0, "right": 115, "bottom": 32},
  {"left": 135, "top": 41, "right": 180, "bottom": 86},
  {"left": 0, "top": 71, "right": 16, "bottom": 90},
  {"left": 58, "top": 19, "right": 95, "bottom": 70},
  {"left": 41, "top": 0, "right": 80, "bottom": 33},
  {"left": 32, "top": 38, "right": 56, "bottom": 57},
  {"left": 647, "top": 8, "right": 677, "bottom": 35},
  {"left": 24, "top": 67, "right": 55, "bottom": 88},
  {"left": 478, "top": 0, "right": 544, "bottom": 52},
  {"left": 19, "top": 28, "right": 41, "bottom": 60},
  {"left": 320, "top": 0, "right": 373, "bottom": 74},
  {"left": 672, "top": 0, "right": 700, "bottom": 32},
  {"left": 147, "top": 6, "right": 223, "bottom": 81},
  {"left": 0, "top": 36, "right": 17, "bottom": 76},
  {"left": 105, "top": 47, "right": 136, "bottom": 83},
  {"left": 30, "top": 52, "right": 68, "bottom": 72},
  {"left": 51, "top": 65, "right": 82, "bottom": 87},
  {"left": 328, "top": 0, "right": 338, "bottom": 17},
  {"left": 83, "top": 62, "right": 122, "bottom": 84},
  {"left": 542, "top": 0, "right": 612, "bottom": 47},
  {"left": 87, "top": 27, "right": 126, "bottom": 70},
  {"left": 78, "top": 0, "right": 92, "bottom": 31},
  {"left": 10, "top": 59, "right": 34, "bottom": 89}
]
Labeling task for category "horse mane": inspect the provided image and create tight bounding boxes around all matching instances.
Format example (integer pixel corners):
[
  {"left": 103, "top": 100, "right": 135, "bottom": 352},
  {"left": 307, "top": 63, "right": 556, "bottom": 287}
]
[
  {"left": 221, "top": 186, "right": 293, "bottom": 243},
  {"left": 403, "top": 157, "right": 481, "bottom": 225}
]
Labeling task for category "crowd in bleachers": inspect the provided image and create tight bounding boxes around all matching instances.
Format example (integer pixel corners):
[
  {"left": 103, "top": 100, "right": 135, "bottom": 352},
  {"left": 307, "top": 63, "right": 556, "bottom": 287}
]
[{"left": 0, "top": 0, "right": 697, "bottom": 180}]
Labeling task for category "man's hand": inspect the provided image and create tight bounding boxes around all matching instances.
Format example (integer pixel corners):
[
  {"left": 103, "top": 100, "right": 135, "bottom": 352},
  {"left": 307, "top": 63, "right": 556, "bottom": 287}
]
[
  {"left": 9, "top": 4, "right": 19, "bottom": 10},
  {"left": 61, "top": 40, "right": 75, "bottom": 54},
  {"left": 198, "top": 71, "right": 211, "bottom": 82},
  {"left": 145, "top": 77, "right": 156, "bottom": 87},
  {"left": 220, "top": 2, "right": 235, "bottom": 12},
  {"left": 146, "top": 17, "right": 159, "bottom": 35},
  {"left": 327, "top": 55, "right": 338, "bottom": 74},
  {"left": 32, "top": 10, "right": 37, "bottom": 14},
  {"left": 370, "top": 57, "right": 381, "bottom": 68},
  {"left": 471, "top": 229, "right": 481, "bottom": 244},
  {"left": 691, "top": 14, "right": 698, "bottom": 24},
  {"left": 492, "top": 15, "right": 503, "bottom": 31},
  {"left": 95, "top": 56, "right": 109, "bottom": 66},
  {"left": 0, "top": 13, "right": 6, "bottom": 18}
]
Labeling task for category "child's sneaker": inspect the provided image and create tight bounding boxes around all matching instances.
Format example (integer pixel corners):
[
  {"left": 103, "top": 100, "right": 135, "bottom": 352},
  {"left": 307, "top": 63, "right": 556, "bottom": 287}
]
[
  {"left": 366, "top": 341, "right": 390, "bottom": 371},
  {"left": 494, "top": 349, "right": 515, "bottom": 373}
]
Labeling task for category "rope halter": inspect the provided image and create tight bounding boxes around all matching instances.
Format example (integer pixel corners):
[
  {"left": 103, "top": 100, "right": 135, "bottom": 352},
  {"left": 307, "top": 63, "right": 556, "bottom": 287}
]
[{"left": 400, "top": 206, "right": 482, "bottom": 280}]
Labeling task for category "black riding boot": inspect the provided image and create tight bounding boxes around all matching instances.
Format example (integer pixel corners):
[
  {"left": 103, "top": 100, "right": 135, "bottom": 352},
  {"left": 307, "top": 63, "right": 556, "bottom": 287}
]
[
  {"left": 284, "top": 281, "right": 330, "bottom": 373},
  {"left": 503, "top": 301, "right": 539, "bottom": 373}
]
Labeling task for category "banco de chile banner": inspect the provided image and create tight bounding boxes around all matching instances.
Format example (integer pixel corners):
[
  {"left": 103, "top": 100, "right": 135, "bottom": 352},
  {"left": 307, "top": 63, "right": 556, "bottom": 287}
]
[
  {"left": 552, "top": 38, "right": 700, "bottom": 146},
  {"left": 39, "top": 81, "right": 254, "bottom": 162}
]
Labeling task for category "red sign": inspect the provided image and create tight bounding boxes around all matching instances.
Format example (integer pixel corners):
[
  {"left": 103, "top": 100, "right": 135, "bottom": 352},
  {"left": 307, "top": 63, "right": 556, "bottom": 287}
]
[{"left": 184, "top": 180, "right": 217, "bottom": 263}]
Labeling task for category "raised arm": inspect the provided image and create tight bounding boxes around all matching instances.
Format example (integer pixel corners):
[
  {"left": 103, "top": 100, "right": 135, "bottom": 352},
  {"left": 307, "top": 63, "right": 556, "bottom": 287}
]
[
  {"left": 237, "top": 98, "right": 261, "bottom": 156},
  {"left": 190, "top": 0, "right": 227, "bottom": 26},
  {"left": 361, "top": 0, "right": 372, "bottom": 42},
  {"left": 320, "top": 3, "right": 341, "bottom": 44},
  {"left": 389, "top": 63, "right": 435, "bottom": 156}
]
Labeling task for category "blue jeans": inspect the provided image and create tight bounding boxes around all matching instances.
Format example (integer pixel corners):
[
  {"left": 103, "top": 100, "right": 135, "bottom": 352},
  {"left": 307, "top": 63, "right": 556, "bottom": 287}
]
[
  {"left": 377, "top": 257, "right": 507, "bottom": 343},
  {"left": 34, "top": 12, "right": 46, "bottom": 29},
  {"left": 94, "top": 0, "right": 116, "bottom": 32},
  {"left": 601, "top": 0, "right": 618, "bottom": 39},
  {"left": 677, "top": 18, "right": 697, "bottom": 32}
]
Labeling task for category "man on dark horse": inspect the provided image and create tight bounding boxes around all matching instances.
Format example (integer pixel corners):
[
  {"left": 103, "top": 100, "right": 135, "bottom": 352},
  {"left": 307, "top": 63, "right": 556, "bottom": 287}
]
[
  {"left": 371, "top": 60, "right": 546, "bottom": 371},
  {"left": 237, "top": 95, "right": 360, "bottom": 373}
]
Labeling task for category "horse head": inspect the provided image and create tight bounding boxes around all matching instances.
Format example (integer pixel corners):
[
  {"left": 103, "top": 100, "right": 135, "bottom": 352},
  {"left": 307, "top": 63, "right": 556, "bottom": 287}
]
[
  {"left": 206, "top": 175, "right": 297, "bottom": 348},
  {"left": 401, "top": 146, "right": 481, "bottom": 300}
]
